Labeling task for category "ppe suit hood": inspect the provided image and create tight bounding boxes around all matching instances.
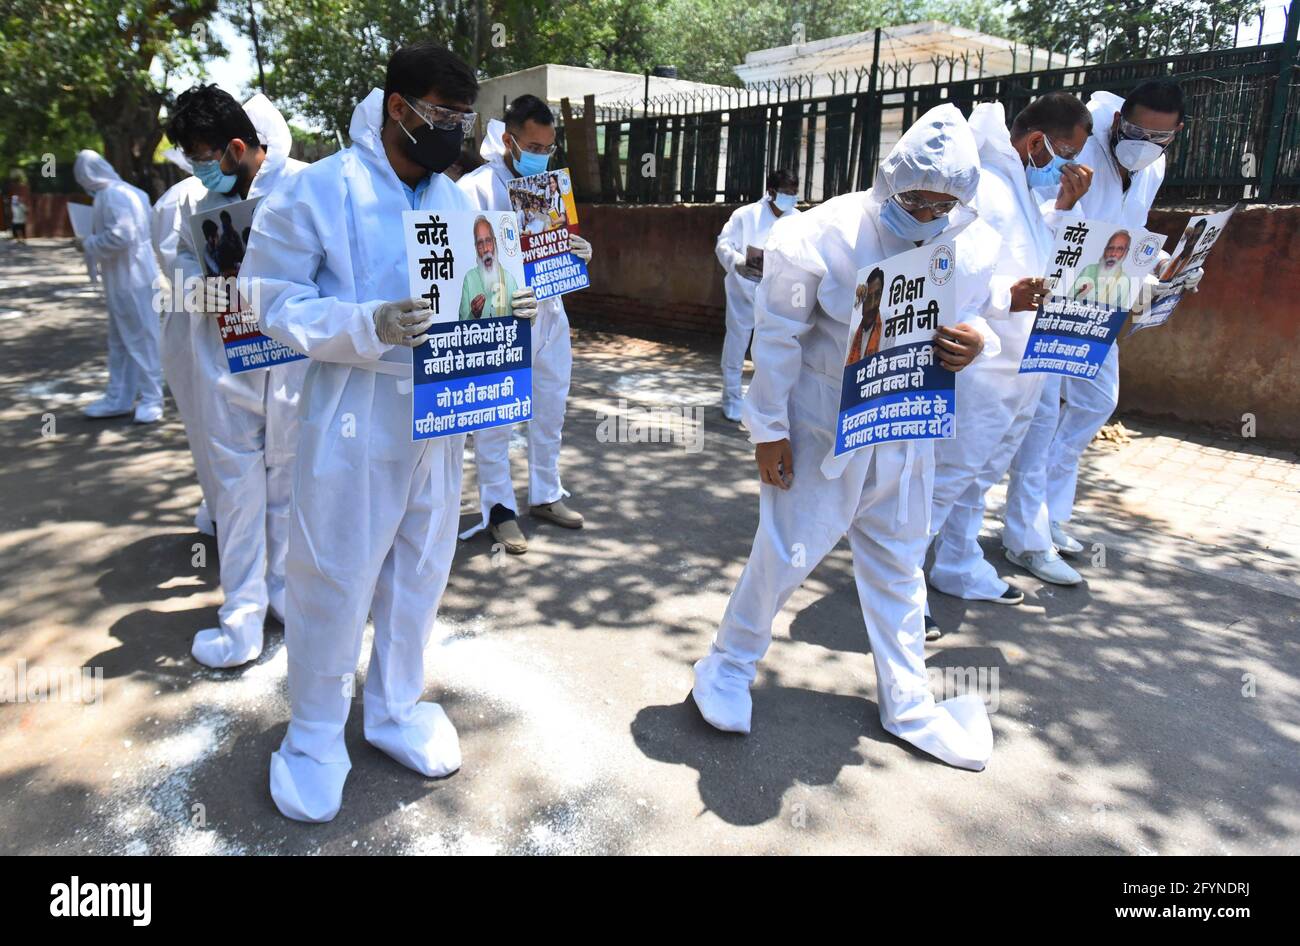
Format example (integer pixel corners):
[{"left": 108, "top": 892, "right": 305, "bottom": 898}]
[
  {"left": 480, "top": 118, "right": 508, "bottom": 163},
  {"left": 872, "top": 103, "right": 980, "bottom": 206},
  {"left": 74, "top": 150, "right": 123, "bottom": 193},
  {"left": 968, "top": 102, "right": 1019, "bottom": 168},
  {"left": 242, "top": 92, "right": 293, "bottom": 169},
  {"left": 348, "top": 88, "right": 387, "bottom": 160},
  {"left": 1086, "top": 90, "right": 1125, "bottom": 147}
]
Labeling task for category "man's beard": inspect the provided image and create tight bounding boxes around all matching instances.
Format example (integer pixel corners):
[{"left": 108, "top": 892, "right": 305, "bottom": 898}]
[
  {"left": 1102, "top": 258, "right": 1122, "bottom": 272},
  {"left": 479, "top": 255, "right": 500, "bottom": 291}
]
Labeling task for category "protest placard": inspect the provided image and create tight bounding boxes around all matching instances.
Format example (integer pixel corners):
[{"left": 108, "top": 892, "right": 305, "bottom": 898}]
[
  {"left": 829, "top": 238, "right": 959, "bottom": 460},
  {"left": 403, "top": 209, "right": 532, "bottom": 442},
  {"left": 1019, "top": 214, "right": 1163, "bottom": 378},
  {"left": 1129, "top": 204, "right": 1237, "bottom": 335},
  {"left": 507, "top": 168, "right": 589, "bottom": 300},
  {"left": 66, "top": 202, "right": 96, "bottom": 282},
  {"left": 188, "top": 197, "right": 305, "bottom": 374}
]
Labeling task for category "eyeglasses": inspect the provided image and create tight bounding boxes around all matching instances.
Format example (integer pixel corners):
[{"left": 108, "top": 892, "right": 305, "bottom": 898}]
[
  {"left": 510, "top": 136, "right": 558, "bottom": 157},
  {"left": 894, "top": 191, "right": 960, "bottom": 214},
  {"left": 183, "top": 143, "right": 228, "bottom": 165},
  {"left": 1117, "top": 116, "right": 1179, "bottom": 146},
  {"left": 1040, "top": 134, "right": 1080, "bottom": 161},
  {"left": 404, "top": 96, "right": 477, "bottom": 135}
]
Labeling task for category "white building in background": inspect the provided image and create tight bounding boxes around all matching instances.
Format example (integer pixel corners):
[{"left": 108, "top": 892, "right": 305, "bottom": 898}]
[
  {"left": 733, "top": 21, "right": 1088, "bottom": 199},
  {"left": 475, "top": 64, "right": 732, "bottom": 125}
]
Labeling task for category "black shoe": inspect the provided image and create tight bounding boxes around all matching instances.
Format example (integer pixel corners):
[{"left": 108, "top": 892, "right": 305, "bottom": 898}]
[
  {"left": 924, "top": 615, "right": 942, "bottom": 642},
  {"left": 991, "top": 585, "right": 1025, "bottom": 606}
]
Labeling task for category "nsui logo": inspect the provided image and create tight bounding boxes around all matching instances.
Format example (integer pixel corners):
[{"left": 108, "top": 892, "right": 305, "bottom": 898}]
[
  {"left": 49, "top": 877, "right": 151, "bottom": 927},
  {"left": 1135, "top": 234, "right": 1162, "bottom": 266},
  {"left": 929, "top": 245, "right": 955, "bottom": 285}
]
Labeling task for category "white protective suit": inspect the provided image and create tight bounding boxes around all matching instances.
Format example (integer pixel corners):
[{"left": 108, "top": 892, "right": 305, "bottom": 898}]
[
  {"left": 174, "top": 94, "right": 310, "bottom": 669},
  {"left": 151, "top": 169, "right": 219, "bottom": 534},
  {"left": 245, "top": 89, "right": 473, "bottom": 822},
  {"left": 457, "top": 119, "right": 571, "bottom": 535},
  {"left": 715, "top": 196, "right": 800, "bottom": 416},
  {"left": 73, "top": 151, "right": 164, "bottom": 416},
  {"left": 926, "top": 102, "right": 1055, "bottom": 600},
  {"left": 1003, "top": 91, "right": 1165, "bottom": 554},
  {"left": 693, "top": 105, "right": 1001, "bottom": 771}
]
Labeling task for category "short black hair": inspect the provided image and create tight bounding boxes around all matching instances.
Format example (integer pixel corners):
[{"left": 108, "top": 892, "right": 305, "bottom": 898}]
[
  {"left": 866, "top": 267, "right": 885, "bottom": 287},
  {"left": 384, "top": 42, "right": 478, "bottom": 120},
  {"left": 1011, "top": 91, "right": 1092, "bottom": 140},
  {"left": 504, "top": 94, "right": 554, "bottom": 130},
  {"left": 166, "top": 85, "right": 261, "bottom": 154},
  {"left": 767, "top": 168, "right": 798, "bottom": 190},
  {"left": 1123, "top": 79, "right": 1185, "bottom": 122}
]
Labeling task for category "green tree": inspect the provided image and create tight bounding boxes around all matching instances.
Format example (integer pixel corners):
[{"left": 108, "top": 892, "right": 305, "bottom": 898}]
[
  {"left": 0, "top": 1, "right": 222, "bottom": 193},
  {"left": 1007, "top": 1, "right": 1264, "bottom": 61}
]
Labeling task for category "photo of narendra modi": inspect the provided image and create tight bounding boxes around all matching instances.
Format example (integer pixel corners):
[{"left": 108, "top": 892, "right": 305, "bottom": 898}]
[{"left": 460, "top": 214, "right": 520, "bottom": 320}]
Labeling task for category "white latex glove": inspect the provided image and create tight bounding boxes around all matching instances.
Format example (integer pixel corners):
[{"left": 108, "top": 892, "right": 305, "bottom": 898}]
[
  {"left": 1182, "top": 267, "right": 1204, "bottom": 293},
  {"left": 569, "top": 234, "right": 593, "bottom": 264},
  {"left": 511, "top": 287, "right": 539, "bottom": 321},
  {"left": 373, "top": 296, "right": 434, "bottom": 347}
]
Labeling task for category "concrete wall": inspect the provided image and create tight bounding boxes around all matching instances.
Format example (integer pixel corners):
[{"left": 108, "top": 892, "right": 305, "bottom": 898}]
[{"left": 565, "top": 202, "right": 1300, "bottom": 440}]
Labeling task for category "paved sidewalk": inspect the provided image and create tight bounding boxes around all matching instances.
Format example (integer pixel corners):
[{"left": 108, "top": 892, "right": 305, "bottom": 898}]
[{"left": 1, "top": 239, "right": 1297, "bottom": 855}]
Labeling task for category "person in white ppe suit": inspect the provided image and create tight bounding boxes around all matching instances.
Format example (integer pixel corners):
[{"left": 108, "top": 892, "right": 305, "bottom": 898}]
[
  {"left": 244, "top": 44, "right": 538, "bottom": 822},
  {"left": 923, "top": 93, "right": 1095, "bottom": 638},
  {"left": 692, "top": 105, "right": 1001, "bottom": 771},
  {"left": 73, "top": 151, "right": 164, "bottom": 423},
  {"left": 1003, "top": 80, "right": 1184, "bottom": 585},
  {"left": 457, "top": 95, "right": 592, "bottom": 555},
  {"left": 164, "top": 86, "right": 309, "bottom": 668},
  {"left": 151, "top": 149, "right": 219, "bottom": 536},
  {"left": 715, "top": 169, "right": 801, "bottom": 422}
]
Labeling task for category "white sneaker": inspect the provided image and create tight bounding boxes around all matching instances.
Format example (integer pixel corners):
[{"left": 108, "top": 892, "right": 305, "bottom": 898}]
[
  {"left": 1050, "top": 521, "right": 1084, "bottom": 556},
  {"left": 1004, "top": 547, "right": 1082, "bottom": 586},
  {"left": 133, "top": 402, "right": 163, "bottom": 424},
  {"left": 83, "top": 398, "right": 133, "bottom": 419}
]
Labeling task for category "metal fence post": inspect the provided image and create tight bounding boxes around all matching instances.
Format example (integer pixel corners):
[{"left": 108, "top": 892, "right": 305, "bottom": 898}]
[{"left": 1259, "top": 0, "right": 1300, "bottom": 200}]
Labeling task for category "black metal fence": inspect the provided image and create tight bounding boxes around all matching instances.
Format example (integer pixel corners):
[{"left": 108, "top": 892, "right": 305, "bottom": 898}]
[{"left": 570, "top": 8, "right": 1300, "bottom": 207}]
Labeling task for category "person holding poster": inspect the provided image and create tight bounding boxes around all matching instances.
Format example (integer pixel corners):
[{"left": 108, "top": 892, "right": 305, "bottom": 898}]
[
  {"left": 458, "top": 215, "right": 519, "bottom": 319},
  {"left": 165, "top": 87, "right": 309, "bottom": 670},
  {"left": 150, "top": 150, "right": 220, "bottom": 536},
  {"left": 923, "top": 93, "right": 1094, "bottom": 638},
  {"left": 691, "top": 105, "right": 999, "bottom": 771},
  {"left": 71, "top": 150, "right": 165, "bottom": 423},
  {"left": 457, "top": 95, "right": 593, "bottom": 554},
  {"left": 1132, "top": 208, "right": 1230, "bottom": 333},
  {"left": 1003, "top": 80, "right": 1183, "bottom": 583},
  {"left": 715, "top": 169, "right": 801, "bottom": 422},
  {"left": 244, "top": 45, "right": 535, "bottom": 822}
]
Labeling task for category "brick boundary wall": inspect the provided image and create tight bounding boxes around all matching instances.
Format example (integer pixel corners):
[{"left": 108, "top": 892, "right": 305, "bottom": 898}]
[{"left": 566, "top": 202, "right": 1300, "bottom": 442}]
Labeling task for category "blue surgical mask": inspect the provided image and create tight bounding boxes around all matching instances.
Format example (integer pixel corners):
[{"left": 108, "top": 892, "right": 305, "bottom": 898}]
[
  {"left": 509, "top": 139, "right": 550, "bottom": 178},
  {"left": 880, "top": 195, "right": 948, "bottom": 242},
  {"left": 1025, "top": 133, "right": 1069, "bottom": 189},
  {"left": 193, "top": 159, "right": 237, "bottom": 195},
  {"left": 772, "top": 192, "right": 797, "bottom": 213}
]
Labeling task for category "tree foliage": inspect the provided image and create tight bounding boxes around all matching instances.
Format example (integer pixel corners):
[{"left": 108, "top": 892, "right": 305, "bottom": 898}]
[{"left": 0, "top": 0, "right": 222, "bottom": 192}]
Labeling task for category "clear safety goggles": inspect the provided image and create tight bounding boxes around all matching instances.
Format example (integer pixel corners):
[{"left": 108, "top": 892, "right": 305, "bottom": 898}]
[
  {"left": 404, "top": 96, "right": 477, "bottom": 135},
  {"left": 1116, "top": 115, "right": 1179, "bottom": 146},
  {"left": 894, "top": 191, "right": 961, "bottom": 214},
  {"left": 1039, "top": 134, "right": 1080, "bottom": 161}
]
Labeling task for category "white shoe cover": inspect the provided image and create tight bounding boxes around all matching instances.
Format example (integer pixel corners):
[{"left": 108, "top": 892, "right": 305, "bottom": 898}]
[
  {"left": 1050, "top": 521, "right": 1084, "bottom": 555},
  {"left": 1004, "top": 547, "right": 1082, "bottom": 586},
  {"left": 133, "top": 402, "right": 163, "bottom": 424},
  {"left": 270, "top": 742, "right": 351, "bottom": 823},
  {"left": 691, "top": 652, "right": 753, "bottom": 734},
  {"left": 83, "top": 397, "right": 133, "bottom": 419},
  {"left": 882, "top": 693, "right": 992, "bottom": 771},
  {"left": 364, "top": 702, "right": 462, "bottom": 778},
  {"left": 194, "top": 501, "right": 216, "bottom": 537},
  {"left": 191, "top": 625, "right": 263, "bottom": 669}
]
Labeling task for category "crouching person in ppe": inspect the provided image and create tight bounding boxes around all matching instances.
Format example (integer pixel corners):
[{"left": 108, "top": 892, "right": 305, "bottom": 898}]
[
  {"left": 243, "top": 43, "right": 538, "bottom": 822},
  {"left": 457, "top": 94, "right": 590, "bottom": 555},
  {"left": 691, "top": 104, "right": 1000, "bottom": 772}
]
